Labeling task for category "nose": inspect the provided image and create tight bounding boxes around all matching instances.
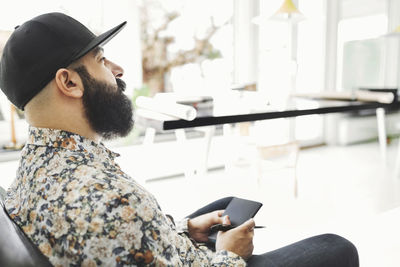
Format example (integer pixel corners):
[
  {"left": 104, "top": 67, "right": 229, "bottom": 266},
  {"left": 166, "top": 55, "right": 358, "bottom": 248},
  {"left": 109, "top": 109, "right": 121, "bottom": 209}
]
[{"left": 106, "top": 59, "right": 124, "bottom": 78}]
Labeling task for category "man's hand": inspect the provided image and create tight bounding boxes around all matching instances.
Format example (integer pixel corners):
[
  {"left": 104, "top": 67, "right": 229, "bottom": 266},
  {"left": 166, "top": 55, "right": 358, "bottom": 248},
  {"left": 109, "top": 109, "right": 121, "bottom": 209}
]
[
  {"left": 215, "top": 216, "right": 255, "bottom": 260},
  {"left": 187, "top": 210, "right": 224, "bottom": 242}
]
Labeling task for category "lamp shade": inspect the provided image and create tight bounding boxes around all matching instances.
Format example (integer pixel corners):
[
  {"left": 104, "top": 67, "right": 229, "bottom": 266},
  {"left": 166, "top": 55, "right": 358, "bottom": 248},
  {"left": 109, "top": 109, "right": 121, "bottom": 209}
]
[
  {"left": 252, "top": 0, "right": 305, "bottom": 25},
  {"left": 271, "top": 0, "right": 305, "bottom": 22}
]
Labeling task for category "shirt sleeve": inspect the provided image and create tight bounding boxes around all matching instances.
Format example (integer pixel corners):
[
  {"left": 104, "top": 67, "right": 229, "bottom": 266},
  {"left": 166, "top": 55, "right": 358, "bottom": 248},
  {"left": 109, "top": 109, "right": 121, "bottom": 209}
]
[
  {"left": 175, "top": 218, "right": 246, "bottom": 266},
  {"left": 66, "top": 183, "right": 247, "bottom": 266},
  {"left": 175, "top": 217, "right": 189, "bottom": 234},
  {"left": 212, "top": 250, "right": 247, "bottom": 266}
]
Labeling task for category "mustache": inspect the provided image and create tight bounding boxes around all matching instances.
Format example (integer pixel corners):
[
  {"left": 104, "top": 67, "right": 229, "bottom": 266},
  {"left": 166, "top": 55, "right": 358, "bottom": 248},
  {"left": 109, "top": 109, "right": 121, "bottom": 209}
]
[{"left": 116, "top": 78, "right": 126, "bottom": 92}]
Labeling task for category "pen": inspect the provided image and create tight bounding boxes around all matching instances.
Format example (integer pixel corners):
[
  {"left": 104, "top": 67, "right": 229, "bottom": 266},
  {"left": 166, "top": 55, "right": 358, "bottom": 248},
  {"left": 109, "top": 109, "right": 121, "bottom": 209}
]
[{"left": 210, "top": 224, "right": 266, "bottom": 232}]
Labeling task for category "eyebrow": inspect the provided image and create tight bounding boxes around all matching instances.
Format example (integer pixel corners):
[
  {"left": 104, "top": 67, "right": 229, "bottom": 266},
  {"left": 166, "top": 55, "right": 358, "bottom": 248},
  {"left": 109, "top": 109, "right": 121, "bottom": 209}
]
[{"left": 92, "top": 46, "right": 104, "bottom": 58}]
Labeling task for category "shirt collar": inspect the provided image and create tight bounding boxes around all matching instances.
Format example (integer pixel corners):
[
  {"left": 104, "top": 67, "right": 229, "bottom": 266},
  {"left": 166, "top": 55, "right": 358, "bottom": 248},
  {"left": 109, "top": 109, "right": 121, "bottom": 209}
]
[{"left": 26, "top": 126, "right": 120, "bottom": 160}]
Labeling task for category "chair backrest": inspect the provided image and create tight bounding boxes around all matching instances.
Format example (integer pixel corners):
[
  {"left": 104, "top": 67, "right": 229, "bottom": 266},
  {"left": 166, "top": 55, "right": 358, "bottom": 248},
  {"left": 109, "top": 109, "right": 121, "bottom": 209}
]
[
  {"left": 0, "top": 186, "right": 53, "bottom": 267},
  {"left": 257, "top": 141, "right": 299, "bottom": 164}
]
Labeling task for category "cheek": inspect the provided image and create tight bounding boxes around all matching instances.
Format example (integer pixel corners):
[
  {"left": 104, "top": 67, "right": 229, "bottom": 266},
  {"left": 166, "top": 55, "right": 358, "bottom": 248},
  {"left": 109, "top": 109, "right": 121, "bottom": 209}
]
[
  {"left": 103, "top": 67, "right": 117, "bottom": 84},
  {"left": 93, "top": 66, "right": 117, "bottom": 85}
]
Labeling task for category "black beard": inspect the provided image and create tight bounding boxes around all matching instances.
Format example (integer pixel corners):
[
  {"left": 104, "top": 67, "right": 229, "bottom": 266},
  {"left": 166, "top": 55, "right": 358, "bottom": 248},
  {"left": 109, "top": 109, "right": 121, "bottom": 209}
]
[{"left": 74, "top": 66, "right": 134, "bottom": 140}]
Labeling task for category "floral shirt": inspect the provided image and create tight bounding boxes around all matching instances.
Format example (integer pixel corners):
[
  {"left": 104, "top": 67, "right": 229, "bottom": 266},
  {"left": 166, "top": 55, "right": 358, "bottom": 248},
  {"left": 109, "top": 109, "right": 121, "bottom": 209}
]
[{"left": 5, "top": 127, "right": 246, "bottom": 267}]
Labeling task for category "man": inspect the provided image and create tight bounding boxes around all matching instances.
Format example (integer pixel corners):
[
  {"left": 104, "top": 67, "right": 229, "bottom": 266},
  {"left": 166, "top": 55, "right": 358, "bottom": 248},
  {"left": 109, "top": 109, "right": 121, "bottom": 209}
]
[{"left": 0, "top": 13, "right": 359, "bottom": 266}]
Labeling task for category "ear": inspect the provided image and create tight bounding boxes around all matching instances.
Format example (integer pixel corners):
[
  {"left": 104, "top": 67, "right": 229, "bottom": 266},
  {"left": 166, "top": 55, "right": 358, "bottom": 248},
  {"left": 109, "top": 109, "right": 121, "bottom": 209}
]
[{"left": 54, "top": 68, "right": 83, "bottom": 99}]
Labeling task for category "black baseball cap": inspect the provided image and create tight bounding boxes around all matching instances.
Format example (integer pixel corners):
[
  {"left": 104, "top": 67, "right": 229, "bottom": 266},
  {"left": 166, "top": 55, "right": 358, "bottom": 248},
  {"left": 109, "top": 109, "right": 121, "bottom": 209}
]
[{"left": 0, "top": 12, "right": 127, "bottom": 110}]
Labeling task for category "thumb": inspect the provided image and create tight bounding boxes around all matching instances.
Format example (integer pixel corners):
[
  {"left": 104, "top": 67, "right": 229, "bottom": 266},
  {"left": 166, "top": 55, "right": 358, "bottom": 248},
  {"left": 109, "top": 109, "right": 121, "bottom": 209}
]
[
  {"left": 216, "top": 210, "right": 224, "bottom": 217},
  {"left": 214, "top": 210, "right": 225, "bottom": 224},
  {"left": 222, "top": 215, "right": 231, "bottom": 225},
  {"left": 238, "top": 218, "right": 255, "bottom": 231}
]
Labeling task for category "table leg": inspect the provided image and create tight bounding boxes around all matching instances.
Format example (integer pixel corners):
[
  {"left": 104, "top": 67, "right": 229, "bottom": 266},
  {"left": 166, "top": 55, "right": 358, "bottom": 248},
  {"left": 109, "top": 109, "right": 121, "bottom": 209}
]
[
  {"left": 142, "top": 128, "right": 157, "bottom": 181},
  {"left": 376, "top": 107, "right": 387, "bottom": 165},
  {"left": 175, "top": 129, "right": 196, "bottom": 178},
  {"left": 394, "top": 138, "right": 400, "bottom": 177},
  {"left": 222, "top": 124, "right": 234, "bottom": 169},
  {"left": 197, "top": 126, "right": 215, "bottom": 176},
  {"left": 143, "top": 127, "right": 156, "bottom": 145}
]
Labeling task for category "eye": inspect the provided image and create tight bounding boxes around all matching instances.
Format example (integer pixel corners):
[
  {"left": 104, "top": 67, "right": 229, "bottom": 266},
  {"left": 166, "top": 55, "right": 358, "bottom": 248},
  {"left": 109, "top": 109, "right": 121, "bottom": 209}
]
[{"left": 100, "top": 57, "right": 106, "bottom": 63}]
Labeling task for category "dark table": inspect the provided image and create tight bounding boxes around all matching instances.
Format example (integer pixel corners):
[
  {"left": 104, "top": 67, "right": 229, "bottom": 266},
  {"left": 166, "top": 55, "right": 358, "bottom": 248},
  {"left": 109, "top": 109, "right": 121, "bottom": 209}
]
[
  {"left": 136, "top": 99, "right": 400, "bottom": 131},
  {"left": 136, "top": 99, "right": 400, "bottom": 177}
]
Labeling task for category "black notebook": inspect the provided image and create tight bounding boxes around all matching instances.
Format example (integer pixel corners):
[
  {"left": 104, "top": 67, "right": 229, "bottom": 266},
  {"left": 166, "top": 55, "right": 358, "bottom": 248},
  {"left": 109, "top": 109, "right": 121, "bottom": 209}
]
[{"left": 208, "top": 197, "right": 263, "bottom": 243}]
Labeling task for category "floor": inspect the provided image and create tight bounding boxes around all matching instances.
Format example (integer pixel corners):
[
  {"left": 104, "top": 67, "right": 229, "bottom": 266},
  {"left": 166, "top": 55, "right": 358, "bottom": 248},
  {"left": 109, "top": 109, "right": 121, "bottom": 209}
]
[
  {"left": 1, "top": 135, "right": 400, "bottom": 266},
  {"left": 114, "top": 136, "right": 400, "bottom": 266}
]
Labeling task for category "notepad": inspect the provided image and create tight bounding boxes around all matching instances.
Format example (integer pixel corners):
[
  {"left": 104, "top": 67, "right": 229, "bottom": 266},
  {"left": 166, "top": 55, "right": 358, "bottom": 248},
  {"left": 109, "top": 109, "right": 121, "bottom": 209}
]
[{"left": 208, "top": 197, "right": 263, "bottom": 243}]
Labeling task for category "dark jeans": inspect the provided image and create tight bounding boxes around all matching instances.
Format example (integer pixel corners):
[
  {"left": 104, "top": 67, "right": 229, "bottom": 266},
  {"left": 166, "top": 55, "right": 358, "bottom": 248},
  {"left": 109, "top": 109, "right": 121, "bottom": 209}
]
[{"left": 187, "top": 197, "right": 359, "bottom": 267}]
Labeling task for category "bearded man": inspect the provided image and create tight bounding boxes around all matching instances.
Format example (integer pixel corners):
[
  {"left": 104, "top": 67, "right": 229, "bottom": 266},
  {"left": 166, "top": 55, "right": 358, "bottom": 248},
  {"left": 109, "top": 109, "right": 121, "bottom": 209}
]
[{"left": 0, "top": 13, "right": 358, "bottom": 267}]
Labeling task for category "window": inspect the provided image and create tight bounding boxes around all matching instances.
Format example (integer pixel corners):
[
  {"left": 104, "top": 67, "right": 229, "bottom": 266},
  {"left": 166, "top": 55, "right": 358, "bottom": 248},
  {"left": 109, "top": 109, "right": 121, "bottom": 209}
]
[
  {"left": 337, "top": 14, "right": 388, "bottom": 91},
  {"left": 257, "top": 0, "right": 326, "bottom": 144},
  {"left": 166, "top": 0, "right": 234, "bottom": 95}
]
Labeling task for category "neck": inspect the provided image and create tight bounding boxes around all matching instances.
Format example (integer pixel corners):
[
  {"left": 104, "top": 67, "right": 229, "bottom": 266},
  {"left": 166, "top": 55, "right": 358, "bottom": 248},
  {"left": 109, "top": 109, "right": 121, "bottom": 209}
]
[
  {"left": 26, "top": 103, "right": 100, "bottom": 142},
  {"left": 29, "top": 120, "right": 100, "bottom": 142},
  {"left": 24, "top": 82, "right": 102, "bottom": 142}
]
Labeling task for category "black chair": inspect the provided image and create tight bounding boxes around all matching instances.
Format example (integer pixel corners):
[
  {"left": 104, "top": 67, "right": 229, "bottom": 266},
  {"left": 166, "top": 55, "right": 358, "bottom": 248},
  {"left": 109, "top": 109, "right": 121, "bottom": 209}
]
[{"left": 0, "top": 186, "right": 52, "bottom": 267}]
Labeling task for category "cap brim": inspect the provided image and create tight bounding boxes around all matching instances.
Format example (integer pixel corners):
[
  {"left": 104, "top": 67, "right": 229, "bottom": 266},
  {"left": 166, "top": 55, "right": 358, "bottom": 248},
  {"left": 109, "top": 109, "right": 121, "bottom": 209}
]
[{"left": 72, "top": 21, "right": 127, "bottom": 61}]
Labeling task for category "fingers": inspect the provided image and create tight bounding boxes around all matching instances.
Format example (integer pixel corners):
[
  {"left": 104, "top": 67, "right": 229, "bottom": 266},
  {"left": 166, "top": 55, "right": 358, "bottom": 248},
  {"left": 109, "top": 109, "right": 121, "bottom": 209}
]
[
  {"left": 236, "top": 219, "right": 255, "bottom": 233},
  {"left": 211, "top": 210, "right": 225, "bottom": 225},
  {"left": 215, "top": 210, "right": 224, "bottom": 224},
  {"left": 244, "top": 218, "right": 256, "bottom": 229},
  {"left": 216, "top": 218, "right": 255, "bottom": 260}
]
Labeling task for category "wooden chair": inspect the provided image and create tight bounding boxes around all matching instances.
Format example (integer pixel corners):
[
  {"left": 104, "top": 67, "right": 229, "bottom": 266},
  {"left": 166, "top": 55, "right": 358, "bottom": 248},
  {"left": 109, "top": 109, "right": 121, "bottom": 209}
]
[{"left": 256, "top": 141, "right": 300, "bottom": 198}]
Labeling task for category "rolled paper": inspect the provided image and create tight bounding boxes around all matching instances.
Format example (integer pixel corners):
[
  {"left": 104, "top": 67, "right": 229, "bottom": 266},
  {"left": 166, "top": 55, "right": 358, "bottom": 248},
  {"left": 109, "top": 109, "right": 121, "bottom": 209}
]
[
  {"left": 292, "top": 92, "right": 355, "bottom": 101},
  {"left": 293, "top": 90, "right": 395, "bottom": 104},
  {"left": 355, "top": 90, "right": 394, "bottom": 104},
  {"left": 135, "top": 96, "right": 197, "bottom": 121}
]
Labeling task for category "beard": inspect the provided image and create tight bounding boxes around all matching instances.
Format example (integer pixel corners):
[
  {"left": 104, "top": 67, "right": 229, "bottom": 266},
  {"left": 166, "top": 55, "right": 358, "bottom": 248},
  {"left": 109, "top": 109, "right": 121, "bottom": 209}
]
[{"left": 74, "top": 66, "right": 134, "bottom": 140}]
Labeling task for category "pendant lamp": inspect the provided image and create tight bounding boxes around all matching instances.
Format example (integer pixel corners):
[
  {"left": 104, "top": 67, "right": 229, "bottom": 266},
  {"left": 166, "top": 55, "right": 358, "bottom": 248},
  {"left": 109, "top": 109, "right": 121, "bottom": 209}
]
[{"left": 252, "top": 0, "right": 305, "bottom": 25}]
